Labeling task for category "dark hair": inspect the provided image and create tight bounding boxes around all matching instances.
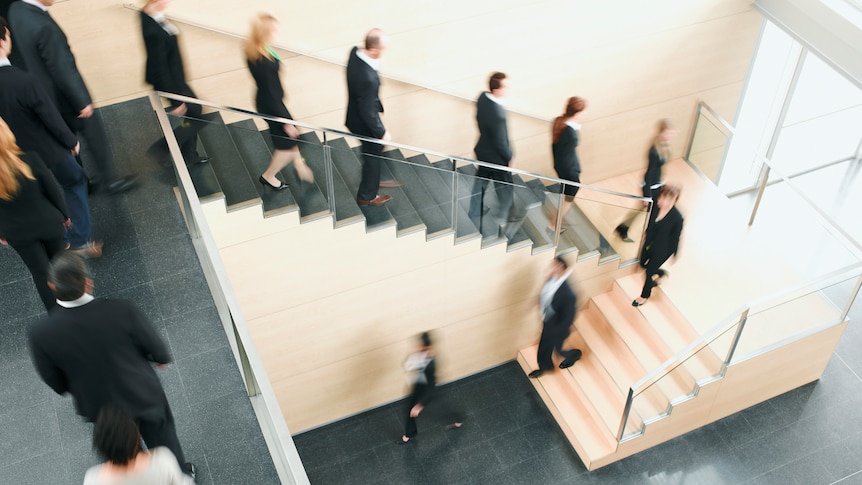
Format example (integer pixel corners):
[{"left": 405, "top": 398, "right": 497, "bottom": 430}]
[
  {"left": 552, "top": 97, "right": 586, "bottom": 143},
  {"left": 660, "top": 183, "right": 681, "bottom": 200},
  {"left": 420, "top": 331, "right": 432, "bottom": 347},
  {"left": 92, "top": 405, "right": 141, "bottom": 466},
  {"left": 47, "top": 253, "right": 89, "bottom": 301},
  {"left": 365, "top": 28, "right": 384, "bottom": 50},
  {"left": 488, "top": 72, "right": 507, "bottom": 92},
  {"left": 553, "top": 256, "right": 568, "bottom": 270},
  {"left": 0, "top": 16, "right": 8, "bottom": 42}
]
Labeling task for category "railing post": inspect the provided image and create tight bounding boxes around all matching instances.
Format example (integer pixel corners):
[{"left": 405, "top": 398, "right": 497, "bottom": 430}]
[
  {"left": 322, "top": 132, "right": 335, "bottom": 218},
  {"left": 233, "top": 319, "right": 261, "bottom": 397},
  {"left": 616, "top": 387, "right": 635, "bottom": 441},
  {"left": 748, "top": 165, "right": 770, "bottom": 227},
  {"left": 723, "top": 309, "right": 750, "bottom": 366},
  {"left": 841, "top": 273, "right": 862, "bottom": 322},
  {"left": 451, "top": 159, "right": 459, "bottom": 233}
]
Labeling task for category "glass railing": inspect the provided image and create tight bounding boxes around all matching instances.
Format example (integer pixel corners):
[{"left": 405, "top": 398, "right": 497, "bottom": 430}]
[
  {"left": 158, "top": 92, "right": 652, "bottom": 261},
  {"left": 685, "top": 102, "right": 732, "bottom": 184}
]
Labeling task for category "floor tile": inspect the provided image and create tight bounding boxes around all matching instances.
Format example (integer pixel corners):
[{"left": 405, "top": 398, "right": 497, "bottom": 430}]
[{"left": 163, "top": 305, "right": 229, "bottom": 358}]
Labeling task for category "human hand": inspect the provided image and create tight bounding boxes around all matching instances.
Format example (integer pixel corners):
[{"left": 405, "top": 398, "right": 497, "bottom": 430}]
[
  {"left": 0, "top": 238, "right": 6, "bottom": 245},
  {"left": 283, "top": 123, "right": 299, "bottom": 139},
  {"left": 382, "top": 131, "right": 392, "bottom": 142},
  {"left": 409, "top": 404, "right": 424, "bottom": 418},
  {"left": 157, "top": 363, "right": 168, "bottom": 369},
  {"left": 63, "top": 218, "right": 72, "bottom": 229},
  {"left": 71, "top": 142, "right": 80, "bottom": 156},
  {"left": 78, "top": 104, "right": 94, "bottom": 119},
  {"left": 168, "top": 103, "right": 188, "bottom": 116}
]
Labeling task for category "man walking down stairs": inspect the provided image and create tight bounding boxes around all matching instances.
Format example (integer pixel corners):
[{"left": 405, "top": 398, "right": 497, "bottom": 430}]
[{"left": 529, "top": 256, "right": 582, "bottom": 378}]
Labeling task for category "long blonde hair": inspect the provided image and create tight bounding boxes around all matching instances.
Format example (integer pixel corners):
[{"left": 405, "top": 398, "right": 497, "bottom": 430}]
[
  {"left": 0, "top": 117, "right": 35, "bottom": 201},
  {"left": 245, "top": 13, "right": 277, "bottom": 63},
  {"left": 653, "top": 118, "right": 673, "bottom": 162}
]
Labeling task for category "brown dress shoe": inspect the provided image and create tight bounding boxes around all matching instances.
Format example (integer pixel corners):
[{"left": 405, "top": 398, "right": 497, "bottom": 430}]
[{"left": 357, "top": 195, "right": 392, "bottom": 206}]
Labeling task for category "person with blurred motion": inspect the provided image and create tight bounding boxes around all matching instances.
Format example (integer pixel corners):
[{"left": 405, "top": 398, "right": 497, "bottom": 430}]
[
  {"left": 0, "top": 117, "right": 70, "bottom": 310},
  {"left": 8, "top": 0, "right": 136, "bottom": 195},
  {"left": 548, "top": 96, "right": 587, "bottom": 235},
  {"left": 398, "top": 331, "right": 463, "bottom": 444},
  {"left": 346, "top": 28, "right": 397, "bottom": 206},
  {"left": 246, "top": 13, "right": 313, "bottom": 190},
  {"left": 28, "top": 253, "right": 195, "bottom": 479},
  {"left": 469, "top": 72, "right": 516, "bottom": 240},
  {"left": 632, "top": 183, "right": 683, "bottom": 307},
  {"left": 141, "top": 0, "right": 207, "bottom": 167},
  {"left": 84, "top": 405, "right": 195, "bottom": 485},
  {"left": 0, "top": 16, "right": 101, "bottom": 258},
  {"left": 529, "top": 256, "right": 581, "bottom": 378},
  {"left": 615, "top": 119, "right": 676, "bottom": 242}
]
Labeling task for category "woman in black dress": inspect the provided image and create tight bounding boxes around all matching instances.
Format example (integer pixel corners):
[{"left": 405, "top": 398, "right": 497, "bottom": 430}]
[
  {"left": 245, "top": 14, "right": 313, "bottom": 190},
  {"left": 0, "top": 118, "right": 70, "bottom": 310},
  {"left": 549, "top": 96, "right": 586, "bottom": 233},
  {"left": 632, "top": 184, "right": 683, "bottom": 307}
]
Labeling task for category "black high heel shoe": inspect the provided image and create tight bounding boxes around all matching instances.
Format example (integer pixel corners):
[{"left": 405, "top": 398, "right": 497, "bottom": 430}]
[{"left": 259, "top": 175, "right": 288, "bottom": 191}]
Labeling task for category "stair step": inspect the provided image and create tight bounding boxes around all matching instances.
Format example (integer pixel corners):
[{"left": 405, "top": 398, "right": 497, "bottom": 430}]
[
  {"left": 306, "top": 137, "right": 365, "bottom": 228},
  {"left": 326, "top": 138, "right": 398, "bottom": 231},
  {"left": 576, "top": 304, "right": 670, "bottom": 420},
  {"left": 616, "top": 274, "right": 725, "bottom": 382},
  {"left": 187, "top": 156, "right": 224, "bottom": 202},
  {"left": 525, "top": 179, "right": 600, "bottom": 260},
  {"left": 428, "top": 158, "right": 481, "bottom": 242},
  {"left": 593, "top": 290, "right": 697, "bottom": 401},
  {"left": 199, "top": 112, "right": 261, "bottom": 211},
  {"left": 518, "top": 347, "right": 616, "bottom": 462},
  {"left": 227, "top": 120, "right": 298, "bottom": 217},
  {"left": 383, "top": 151, "right": 453, "bottom": 239},
  {"left": 511, "top": 175, "right": 553, "bottom": 254}
]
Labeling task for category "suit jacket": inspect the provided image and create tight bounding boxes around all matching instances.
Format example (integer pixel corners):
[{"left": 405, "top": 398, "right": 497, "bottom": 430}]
[
  {"left": 28, "top": 298, "right": 172, "bottom": 422},
  {"left": 345, "top": 46, "right": 385, "bottom": 139},
  {"left": 474, "top": 92, "right": 512, "bottom": 165},
  {"left": 0, "top": 64, "right": 78, "bottom": 166},
  {"left": 545, "top": 280, "right": 576, "bottom": 333},
  {"left": 247, "top": 55, "right": 292, "bottom": 120},
  {"left": 644, "top": 205, "right": 683, "bottom": 261},
  {"left": 140, "top": 11, "right": 191, "bottom": 99},
  {"left": 8, "top": 1, "right": 92, "bottom": 117},
  {"left": 0, "top": 152, "right": 68, "bottom": 242},
  {"left": 643, "top": 145, "right": 665, "bottom": 189},
  {"left": 552, "top": 125, "right": 581, "bottom": 177}
]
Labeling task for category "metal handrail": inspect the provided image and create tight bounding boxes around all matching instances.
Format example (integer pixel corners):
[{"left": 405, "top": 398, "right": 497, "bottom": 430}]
[
  {"left": 149, "top": 93, "right": 309, "bottom": 485},
  {"left": 155, "top": 91, "right": 651, "bottom": 204}
]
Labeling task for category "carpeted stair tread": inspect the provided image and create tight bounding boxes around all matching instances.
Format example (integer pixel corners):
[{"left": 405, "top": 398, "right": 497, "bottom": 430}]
[
  {"left": 227, "top": 120, "right": 297, "bottom": 217},
  {"left": 325, "top": 138, "right": 388, "bottom": 229},
  {"left": 258, "top": 130, "right": 331, "bottom": 221},
  {"left": 383, "top": 151, "right": 452, "bottom": 239},
  {"left": 199, "top": 112, "right": 260, "bottom": 210}
]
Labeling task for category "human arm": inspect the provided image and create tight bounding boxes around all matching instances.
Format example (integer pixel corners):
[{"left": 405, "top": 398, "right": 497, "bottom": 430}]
[
  {"left": 31, "top": 153, "right": 70, "bottom": 219},
  {"left": 669, "top": 211, "right": 683, "bottom": 257},
  {"left": 34, "top": 22, "right": 92, "bottom": 113},
  {"left": 478, "top": 100, "right": 513, "bottom": 164},
  {"left": 355, "top": 75, "right": 386, "bottom": 139},
  {"left": 128, "top": 303, "right": 172, "bottom": 365},
  {"left": 28, "top": 81, "right": 79, "bottom": 151},
  {"left": 28, "top": 331, "right": 69, "bottom": 395}
]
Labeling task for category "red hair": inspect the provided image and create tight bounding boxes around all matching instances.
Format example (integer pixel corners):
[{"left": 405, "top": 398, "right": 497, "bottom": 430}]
[{"left": 552, "top": 97, "right": 586, "bottom": 143}]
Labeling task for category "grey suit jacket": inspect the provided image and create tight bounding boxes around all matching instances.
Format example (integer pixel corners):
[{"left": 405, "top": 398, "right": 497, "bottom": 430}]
[{"left": 8, "top": 1, "right": 92, "bottom": 117}]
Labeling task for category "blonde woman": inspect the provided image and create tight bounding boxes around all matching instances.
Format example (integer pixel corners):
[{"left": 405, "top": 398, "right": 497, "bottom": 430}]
[
  {"left": 245, "top": 14, "right": 313, "bottom": 190},
  {"left": 0, "top": 117, "right": 70, "bottom": 310}
]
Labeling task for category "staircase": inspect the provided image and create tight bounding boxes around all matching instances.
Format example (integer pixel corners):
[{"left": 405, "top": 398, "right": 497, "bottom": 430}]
[{"left": 176, "top": 109, "right": 625, "bottom": 264}]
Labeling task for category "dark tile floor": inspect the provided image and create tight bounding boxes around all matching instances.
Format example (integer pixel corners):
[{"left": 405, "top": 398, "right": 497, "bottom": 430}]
[{"left": 0, "top": 99, "right": 279, "bottom": 484}]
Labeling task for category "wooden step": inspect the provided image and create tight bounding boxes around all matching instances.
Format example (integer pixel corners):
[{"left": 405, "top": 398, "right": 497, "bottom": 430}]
[
  {"left": 616, "top": 274, "right": 725, "bottom": 382},
  {"left": 594, "top": 288, "right": 698, "bottom": 401},
  {"left": 518, "top": 346, "right": 616, "bottom": 465},
  {"left": 575, "top": 303, "right": 670, "bottom": 420}
]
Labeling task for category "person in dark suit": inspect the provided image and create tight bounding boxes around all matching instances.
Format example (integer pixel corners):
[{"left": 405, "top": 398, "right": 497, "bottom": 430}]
[
  {"left": 345, "top": 28, "right": 393, "bottom": 206},
  {"left": 549, "top": 96, "right": 587, "bottom": 234},
  {"left": 141, "top": 0, "right": 207, "bottom": 167},
  {"left": 245, "top": 13, "right": 313, "bottom": 190},
  {"left": 469, "top": 72, "right": 515, "bottom": 239},
  {"left": 0, "top": 117, "right": 70, "bottom": 310},
  {"left": 28, "top": 253, "right": 196, "bottom": 479},
  {"left": 398, "top": 331, "right": 462, "bottom": 444},
  {"left": 8, "top": 0, "right": 135, "bottom": 195},
  {"left": 0, "top": 17, "right": 101, "bottom": 257},
  {"left": 632, "top": 183, "right": 683, "bottom": 307},
  {"left": 615, "top": 119, "right": 676, "bottom": 242},
  {"left": 529, "top": 256, "right": 582, "bottom": 378}
]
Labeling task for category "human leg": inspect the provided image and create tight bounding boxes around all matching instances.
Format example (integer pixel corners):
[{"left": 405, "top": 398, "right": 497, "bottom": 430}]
[
  {"left": 7, "top": 239, "right": 55, "bottom": 310},
  {"left": 50, "top": 154, "right": 93, "bottom": 249},
  {"left": 554, "top": 331, "right": 581, "bottom": 368},
  {"left": 357, "top": 140, "right": 383, "bottom": 201},
  {"left": 468, "top": 167, "right": 491, "bottom": 231},
  {"left": 137, "top": 407, "right": 187, "bottom": 468}
]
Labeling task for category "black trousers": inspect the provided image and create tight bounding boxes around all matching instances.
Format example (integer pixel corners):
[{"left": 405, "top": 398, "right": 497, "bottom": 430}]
[
  {"left": 64, "top": 110, "right": 119, "bottom": 184},
  {"left": 7, "top": 235, "right": 65, "bottom": 310},
  {"left": 357, "top": 140, "right": 384, "bottom": 201},
  {"left": 639, "top": 249, "right": 669, "bottom": 299},
  {"left": 167, "top": 89, "right": 205, "bottom": 161},
  {"left": 403, "top": 385, "right": 461, "bottom": 438},
  {"left": 468, "top": 165, "right": 514, "bottom": 231},
  {"left": 137, "top": 406, "right": 186, "bottom": 467},
  {"left": 536, "top": 325, "right": 580, "bottom": 371}
]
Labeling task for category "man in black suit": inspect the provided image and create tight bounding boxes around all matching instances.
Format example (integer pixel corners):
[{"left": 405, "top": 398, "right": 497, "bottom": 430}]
[
  {"left": 8, "top": 0, "right": 135, "bottom": 194},
  {"left": 529, "top": 256, "right": 582, "bottom": 378},
  {"left": 345, "top": 28, "right": 393, "bottom": 206},
  {"left": 469, "top": 72, "right": 516, "bottom": 239},
  {"left": 28, "top": 253, "right": 195, "bottom": 479},
  {"left": 141, "top": 0, "right": 206, "bottom": 166},
  {"left": 0, "top": 17, "right": 102, "bottom": 257}
]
